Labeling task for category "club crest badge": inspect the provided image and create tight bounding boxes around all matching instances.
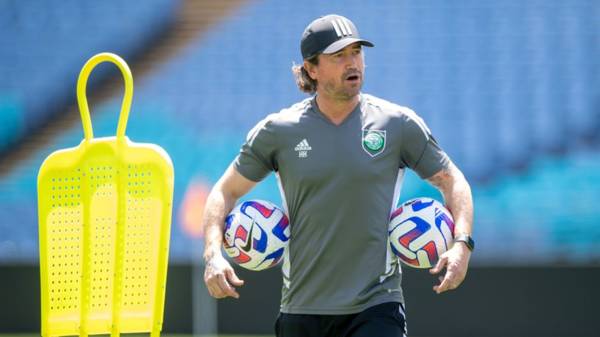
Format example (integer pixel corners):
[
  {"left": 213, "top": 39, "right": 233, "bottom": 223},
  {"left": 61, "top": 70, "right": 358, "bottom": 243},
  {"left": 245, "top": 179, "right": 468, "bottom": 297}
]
[{"left": 362, "top": 129, "right": 386, "bottom": 157}]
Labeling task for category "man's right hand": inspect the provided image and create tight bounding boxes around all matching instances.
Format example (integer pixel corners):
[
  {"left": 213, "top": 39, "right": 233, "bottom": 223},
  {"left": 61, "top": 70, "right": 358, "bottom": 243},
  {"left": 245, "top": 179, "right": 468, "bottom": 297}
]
[{"left": 204, "top": 253, "right": 245, "bottom": 299}]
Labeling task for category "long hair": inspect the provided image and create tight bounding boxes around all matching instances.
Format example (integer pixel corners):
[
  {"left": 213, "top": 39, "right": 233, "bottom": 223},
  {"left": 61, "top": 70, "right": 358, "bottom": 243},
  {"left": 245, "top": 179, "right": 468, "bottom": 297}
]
[{"left": 291, "top": 55, "right": 319, "bottom": 95}]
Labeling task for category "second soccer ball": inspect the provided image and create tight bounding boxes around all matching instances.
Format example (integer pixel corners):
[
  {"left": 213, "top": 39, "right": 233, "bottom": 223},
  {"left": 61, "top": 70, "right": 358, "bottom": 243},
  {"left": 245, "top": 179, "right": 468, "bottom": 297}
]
[{"left": 389, "top": 197, "right": 455, "bottom": 269}]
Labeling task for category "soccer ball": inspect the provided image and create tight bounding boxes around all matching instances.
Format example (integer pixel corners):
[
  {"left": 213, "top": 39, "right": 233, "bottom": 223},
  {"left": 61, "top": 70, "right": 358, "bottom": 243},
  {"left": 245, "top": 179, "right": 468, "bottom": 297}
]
[
  {"left": 388, "top": 197, "right": 455, "bottom": 269},
  {"left": 223, "top": 199, "right": 290, "bottom": 271}
]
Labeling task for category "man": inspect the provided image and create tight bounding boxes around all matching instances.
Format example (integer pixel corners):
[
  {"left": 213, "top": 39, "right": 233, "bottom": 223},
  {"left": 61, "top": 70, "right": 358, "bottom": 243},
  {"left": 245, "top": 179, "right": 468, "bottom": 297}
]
[{"left": 202, "top": 14, "right": 474, "bottom": 337}]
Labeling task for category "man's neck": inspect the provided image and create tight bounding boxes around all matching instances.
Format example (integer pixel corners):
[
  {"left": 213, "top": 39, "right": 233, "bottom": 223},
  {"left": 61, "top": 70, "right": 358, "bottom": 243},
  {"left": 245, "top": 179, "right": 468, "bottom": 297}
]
[{"left": 315, "top": 93, "right": 360, "bottom": 125}]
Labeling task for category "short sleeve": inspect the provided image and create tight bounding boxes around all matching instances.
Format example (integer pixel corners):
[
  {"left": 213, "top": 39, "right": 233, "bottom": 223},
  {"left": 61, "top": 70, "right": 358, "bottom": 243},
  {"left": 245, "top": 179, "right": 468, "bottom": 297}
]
[
  {"left": 400, "top": 112, "right": 450, "bottom": 179},
  {"left": 233, "top": 117, "right": 278, "bottom": 182}
]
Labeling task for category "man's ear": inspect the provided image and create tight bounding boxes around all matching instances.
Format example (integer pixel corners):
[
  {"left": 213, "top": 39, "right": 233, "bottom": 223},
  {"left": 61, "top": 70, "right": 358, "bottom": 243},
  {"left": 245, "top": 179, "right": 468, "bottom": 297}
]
[{"left": 304, "top": 60, "right": 318, "bottom": 81}]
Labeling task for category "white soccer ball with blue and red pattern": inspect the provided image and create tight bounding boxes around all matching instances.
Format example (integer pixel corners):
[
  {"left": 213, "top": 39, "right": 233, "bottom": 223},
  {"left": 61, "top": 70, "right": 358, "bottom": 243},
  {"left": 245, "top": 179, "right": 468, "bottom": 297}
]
[
  {"left": 223, "top": 199, "right": 290, "bottom": 271},
  {"left": 388, "top": 197, "right": 455, "bottom": 269}
]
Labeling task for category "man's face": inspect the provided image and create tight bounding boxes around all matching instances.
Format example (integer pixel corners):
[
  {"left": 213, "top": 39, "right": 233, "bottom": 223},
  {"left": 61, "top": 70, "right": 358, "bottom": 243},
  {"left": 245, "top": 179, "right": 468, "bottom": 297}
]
[{"left": 306, "top": 43, "right": 365, "bottom": 100}]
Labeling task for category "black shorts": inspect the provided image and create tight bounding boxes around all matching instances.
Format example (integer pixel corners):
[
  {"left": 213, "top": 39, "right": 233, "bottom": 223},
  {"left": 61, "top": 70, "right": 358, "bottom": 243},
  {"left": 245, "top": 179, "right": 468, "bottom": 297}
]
[{"left": 275, "top": 302, "right": 407, "bottom": 337}]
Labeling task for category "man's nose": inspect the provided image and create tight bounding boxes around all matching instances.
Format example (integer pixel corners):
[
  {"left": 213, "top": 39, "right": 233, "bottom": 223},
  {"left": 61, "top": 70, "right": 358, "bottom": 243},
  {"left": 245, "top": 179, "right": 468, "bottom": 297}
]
[{"left": 346, "top": 54, "right": 360, "bottom": 68}]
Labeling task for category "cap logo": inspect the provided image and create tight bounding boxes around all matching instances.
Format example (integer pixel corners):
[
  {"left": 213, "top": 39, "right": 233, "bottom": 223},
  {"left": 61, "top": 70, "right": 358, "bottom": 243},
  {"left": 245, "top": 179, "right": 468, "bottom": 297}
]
[{"left": 331, "top": 18, "right": 353, "bottom": 38}]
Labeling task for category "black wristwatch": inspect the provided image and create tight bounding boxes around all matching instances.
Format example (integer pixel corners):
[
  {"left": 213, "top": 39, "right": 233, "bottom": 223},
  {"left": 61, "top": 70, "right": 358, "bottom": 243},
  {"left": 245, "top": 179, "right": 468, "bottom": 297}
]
[{"left": 454, "top": 234, "right": 475, "bottom": 252}]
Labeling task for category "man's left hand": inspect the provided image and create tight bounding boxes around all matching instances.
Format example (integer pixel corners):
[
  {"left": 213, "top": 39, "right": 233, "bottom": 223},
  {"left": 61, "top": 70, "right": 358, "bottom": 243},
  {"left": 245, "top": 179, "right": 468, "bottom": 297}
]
[{"left": 429, "top": 242, "right": 471, "bottom": 294}]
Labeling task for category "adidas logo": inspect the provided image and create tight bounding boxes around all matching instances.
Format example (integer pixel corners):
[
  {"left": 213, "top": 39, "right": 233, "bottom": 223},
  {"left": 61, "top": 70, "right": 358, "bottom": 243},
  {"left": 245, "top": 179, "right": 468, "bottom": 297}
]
[{"left": 294, "top": 139, "right": 312, "bottom": 158}]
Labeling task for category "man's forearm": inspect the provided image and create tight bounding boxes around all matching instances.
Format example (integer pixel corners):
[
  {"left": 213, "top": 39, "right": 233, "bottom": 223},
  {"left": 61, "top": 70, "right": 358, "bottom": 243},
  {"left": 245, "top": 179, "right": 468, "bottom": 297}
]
[
  {"left": 202, "top": 188, "right": 237, "bottom": 261},
  {"left": 427, "top": 162, "right": 473, "bottom": 235}
]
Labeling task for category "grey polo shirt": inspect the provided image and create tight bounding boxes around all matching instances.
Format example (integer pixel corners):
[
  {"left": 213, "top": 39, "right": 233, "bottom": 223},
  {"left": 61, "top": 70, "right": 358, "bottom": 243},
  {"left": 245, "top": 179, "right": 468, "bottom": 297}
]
[{"left": 234, "top": 93, "right": 450, "bottom": 314}]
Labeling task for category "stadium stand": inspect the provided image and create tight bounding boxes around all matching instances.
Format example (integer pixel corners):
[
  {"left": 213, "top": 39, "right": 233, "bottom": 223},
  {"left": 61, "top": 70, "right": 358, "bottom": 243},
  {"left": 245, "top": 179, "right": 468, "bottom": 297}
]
[
  {"left": 400, "top": 147, "right": 600, "bottom": 264},
  {"left": 0, "top": 0, "right": 598, "bottom": 264},
  {"left": 0, "top": 0, "right": 181, "bottom": 153}
]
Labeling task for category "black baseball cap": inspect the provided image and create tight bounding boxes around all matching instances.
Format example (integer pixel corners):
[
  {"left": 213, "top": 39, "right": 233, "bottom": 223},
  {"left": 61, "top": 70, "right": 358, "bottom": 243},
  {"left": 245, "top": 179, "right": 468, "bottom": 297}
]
[{"left": 300, "top": 14, "right": 374, "bottom": 60}]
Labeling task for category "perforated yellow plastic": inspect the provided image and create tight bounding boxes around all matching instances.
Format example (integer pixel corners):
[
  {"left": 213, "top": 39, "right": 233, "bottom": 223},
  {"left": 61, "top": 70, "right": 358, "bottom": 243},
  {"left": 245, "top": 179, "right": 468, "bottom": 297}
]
[{"left": 38, "top": 53, "right": 174, "bottom": 337}]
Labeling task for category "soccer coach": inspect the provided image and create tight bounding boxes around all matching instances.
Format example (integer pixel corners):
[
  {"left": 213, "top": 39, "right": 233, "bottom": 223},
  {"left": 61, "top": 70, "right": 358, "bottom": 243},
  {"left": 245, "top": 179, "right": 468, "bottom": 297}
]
[{"left": 201, "top": 14, "right": 474, "bottom": 337}]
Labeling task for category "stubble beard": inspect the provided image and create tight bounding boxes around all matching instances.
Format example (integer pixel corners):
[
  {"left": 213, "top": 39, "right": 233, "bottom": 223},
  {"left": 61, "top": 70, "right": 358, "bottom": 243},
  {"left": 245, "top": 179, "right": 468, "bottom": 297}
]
[{"left": 322, "top": 78, "right": 362, "bottom": 101}]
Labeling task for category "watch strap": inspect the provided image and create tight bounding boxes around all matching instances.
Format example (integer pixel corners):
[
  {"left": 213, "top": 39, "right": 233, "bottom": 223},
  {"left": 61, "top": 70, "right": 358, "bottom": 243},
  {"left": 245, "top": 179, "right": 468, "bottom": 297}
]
[{"left": 454, "top": 234, "right": 475, "bottom": 252}]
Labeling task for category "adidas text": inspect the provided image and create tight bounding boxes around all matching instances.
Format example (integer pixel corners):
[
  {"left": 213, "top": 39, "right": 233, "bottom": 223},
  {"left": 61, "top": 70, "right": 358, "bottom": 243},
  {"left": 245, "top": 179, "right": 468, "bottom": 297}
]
[{"left": 294, "top": 139, "right": 312, "bottom": 158}]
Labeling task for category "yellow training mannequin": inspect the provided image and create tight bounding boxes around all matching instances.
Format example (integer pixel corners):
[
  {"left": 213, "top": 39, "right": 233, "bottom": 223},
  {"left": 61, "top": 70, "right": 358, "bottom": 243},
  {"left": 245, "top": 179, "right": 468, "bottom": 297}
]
[{"left": 38, "top": 53, "right": 174, "bottom": 337}]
